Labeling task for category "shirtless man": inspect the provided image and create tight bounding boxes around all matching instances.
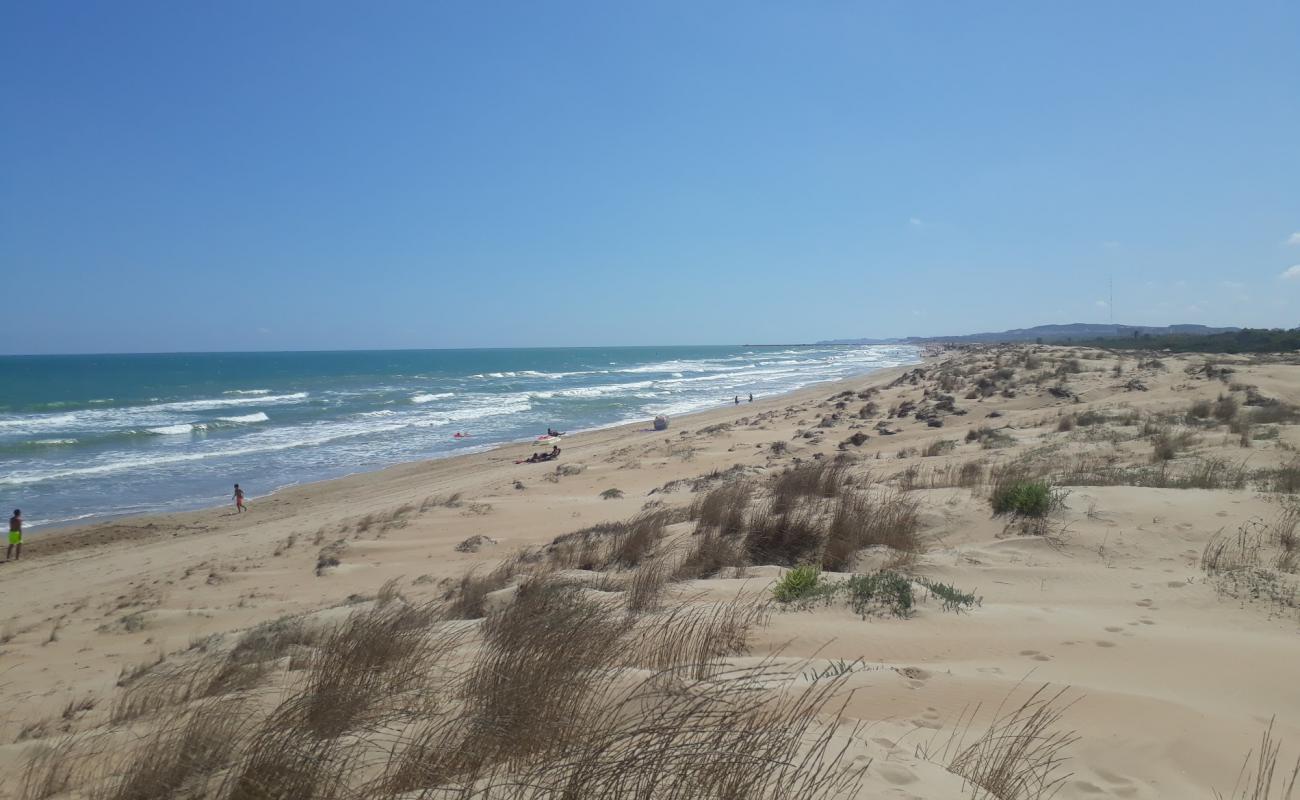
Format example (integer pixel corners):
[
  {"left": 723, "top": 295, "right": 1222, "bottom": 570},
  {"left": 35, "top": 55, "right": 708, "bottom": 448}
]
[
  {"left": 233, "top": 484, "right": 247, "bottom": 513},
  {"left": 6, "top": 509, "right": 22, "bottom": 561}
]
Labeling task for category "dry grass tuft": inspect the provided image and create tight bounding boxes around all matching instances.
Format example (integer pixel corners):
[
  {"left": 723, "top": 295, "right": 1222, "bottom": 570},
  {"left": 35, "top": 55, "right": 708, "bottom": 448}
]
[
  {"left": 1217, "top": 718, "right": 1300, "bottom": 800},
  {"left": 770, "top": 459, "right": 848, "bottom": 512},
  {"left": 822, "top": 491, "right": 922, "bottom": 571},
  {"left": 98, "top": 700, "right": 248, "bottom": 800},
  {"left": 625, "top": 593, "right": 768, "bottom": 679},
  {"left": 20, "top": 735, "right": 84, "bottom": 800},
  {"left": 625, "top": 554, "right": 674, "bottom": 613},
  {"left": 445, "top": 553, "right": 528, "bottom": 619},
  {"left": 673, "top": 528, "right": 747, "bottom": 580},
  {"left": 547, "top": 509, "right": 677, "bottom": 572},
  {"left": 923, "top": 684, "right": 1079, "bottom": 800},
  {"left": 689, "top": 479, "right": 753, "bottom": 535},
  {"left": 283, "top": 601, "right": 442, "bottom": 739}
]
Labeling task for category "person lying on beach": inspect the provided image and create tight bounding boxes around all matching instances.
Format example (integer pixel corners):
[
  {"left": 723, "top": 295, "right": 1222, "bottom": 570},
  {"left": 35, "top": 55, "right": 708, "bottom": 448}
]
[
  {"left": 515, "top": 447, "right": 562, "bottom": 465},
  {"left": 6, "top": 509, "right": 21, "bottom": 561}
]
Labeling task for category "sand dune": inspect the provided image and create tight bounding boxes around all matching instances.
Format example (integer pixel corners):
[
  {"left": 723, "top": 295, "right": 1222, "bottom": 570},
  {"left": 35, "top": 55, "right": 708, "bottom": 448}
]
[{"left": 2, "top": 345, "right": 1299, "bottom": 799}]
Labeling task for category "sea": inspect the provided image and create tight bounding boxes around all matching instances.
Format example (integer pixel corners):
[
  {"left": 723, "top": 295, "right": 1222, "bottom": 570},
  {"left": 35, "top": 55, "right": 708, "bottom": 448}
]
[{"left": 0, "top": 344, "right": 918, "bottom": 529}]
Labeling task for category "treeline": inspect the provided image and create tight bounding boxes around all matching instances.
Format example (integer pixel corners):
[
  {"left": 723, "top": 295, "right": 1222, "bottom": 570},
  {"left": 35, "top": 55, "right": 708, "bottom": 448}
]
[{"left": 1077, "top": 328, "right": 1300, "bottom": 353}]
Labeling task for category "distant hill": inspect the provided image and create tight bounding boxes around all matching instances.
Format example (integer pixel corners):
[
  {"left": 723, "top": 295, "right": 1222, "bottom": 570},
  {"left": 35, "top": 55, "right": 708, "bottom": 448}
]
[{"left": 820, "top": 323, "right": 1240, "bottom": 346}]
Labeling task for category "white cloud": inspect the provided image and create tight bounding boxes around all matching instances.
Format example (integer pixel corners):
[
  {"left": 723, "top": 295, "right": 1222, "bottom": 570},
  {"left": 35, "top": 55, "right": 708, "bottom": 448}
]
[
  {"left": 909, "top": 217, "right": 923, "bottom": 227},
  {"left": 1221, "top": 280, "right": 1246, "bottom": 290},
  {"left": 1095, "top": 300, "right": 1109, "bottom": 308},
  {"left": 1287, "top": 232, "right": 1300, "bottom": 246},
  {"left": 1280, "top": 265, "right": 1300, "bottom": 280},
  {"left": 1186, "top": 304, "right": 1203, "bottom": 314}
]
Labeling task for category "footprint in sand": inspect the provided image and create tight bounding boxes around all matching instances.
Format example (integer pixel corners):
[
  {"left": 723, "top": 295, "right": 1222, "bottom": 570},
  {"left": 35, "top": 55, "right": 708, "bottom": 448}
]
[
  {"left": 1093, "top": 768, "right": 1139, "bottom": 796},
  {"left": 1096, "top": 640, "right": 1117, "bottom": 648},
  {"left": 1136, "top": 598, "right": 1154, "bottom": 608},
  {"left": 895, "top": 666, "right": 930, "bottom": 681},
  {"left": 1104, "top": 626, "right": 1124, "bottom": 633},
  {"left": 1139, "top": 618, "right": 1156, "bottom": 625},
  {"left": 1020, "top": 649, "right": 1051, "bottom": 661},
  {"left": 875, "top": 763, "right": 919, "bottom": 786}
]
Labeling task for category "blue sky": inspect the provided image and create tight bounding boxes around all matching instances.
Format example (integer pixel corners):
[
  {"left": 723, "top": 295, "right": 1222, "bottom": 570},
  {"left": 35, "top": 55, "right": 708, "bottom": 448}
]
[{"left": 2, "top": 2, "right": 1298, "bottom": 354}]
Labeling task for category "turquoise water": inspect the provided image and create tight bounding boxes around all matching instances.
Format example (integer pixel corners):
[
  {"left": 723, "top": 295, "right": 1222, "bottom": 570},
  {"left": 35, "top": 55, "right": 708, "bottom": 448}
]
[{"left": 0, "top": 345, "right": 918, "bottom": 528}]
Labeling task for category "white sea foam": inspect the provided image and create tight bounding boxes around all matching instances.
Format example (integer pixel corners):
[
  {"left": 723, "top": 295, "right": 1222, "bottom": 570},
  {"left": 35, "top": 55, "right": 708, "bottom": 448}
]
[
  {"left": 2, "top": 392, "right": 308, "bottom": 435},
  {"left": 223, "top": 389, "right": 272, "bottom": 396},
  {"left": 4, "top": 418, "right": 412, "bottom": 486},
  {"left": 530, "top": 380, "right": 656, "bottom": 400},
  {"left": 472, "top": 370, "right": 557, "bottom": 379},
  {"left": 410, "top": 392, "right": 455, "bottom": 404},
  {"left": 32, "top": 438, "right": 79, "bottom": 446},
  {"left": 0, "top": 413, "right": 79, "bottom": 430},
  {"left": 217, "top": 412, "right": 270, "bottom": 424},
  {"left": 443, "top": 395, "right": 532, "bottom": 422},
  {"left": 153, "top": 392, "right": 307, "bottom": 412},
  {"left": 148, "top": 423, "right": 201, "bottom": 435}
]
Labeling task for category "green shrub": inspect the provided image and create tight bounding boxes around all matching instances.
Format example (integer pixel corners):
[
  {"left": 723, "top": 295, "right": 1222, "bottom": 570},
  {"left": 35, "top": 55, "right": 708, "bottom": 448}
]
[
  {"left": 843, "top": 571, "right": 913, "bottom": 617},
  {"left": 917, "top": 578, "right": 981, "bottom": 612},
  {"left": 991, "top": 479, "right": 1055, "bottom": 518},
  {"left": 772, "top": 565, "right": 822, "bottom": 603}
]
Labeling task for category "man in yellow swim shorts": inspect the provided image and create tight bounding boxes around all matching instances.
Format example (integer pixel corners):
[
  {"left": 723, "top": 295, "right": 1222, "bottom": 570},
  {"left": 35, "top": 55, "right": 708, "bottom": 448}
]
[{"left": 6, "top": 509, "right": 22, "bottom": 561}]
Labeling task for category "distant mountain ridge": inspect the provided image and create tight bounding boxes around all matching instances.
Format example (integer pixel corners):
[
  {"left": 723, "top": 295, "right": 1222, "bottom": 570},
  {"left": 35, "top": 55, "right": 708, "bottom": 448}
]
[{"left": 820, "top": 323, "right": 1240, "bottom": 346}]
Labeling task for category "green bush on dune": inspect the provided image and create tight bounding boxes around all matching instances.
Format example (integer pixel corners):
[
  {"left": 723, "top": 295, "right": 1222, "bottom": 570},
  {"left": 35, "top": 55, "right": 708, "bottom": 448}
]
[
  {"left": 991, "top": 479, "right": 1055, "bottom": 518},
  {"left": 772, "top": 565, "right": 822, "bottom": 603}
]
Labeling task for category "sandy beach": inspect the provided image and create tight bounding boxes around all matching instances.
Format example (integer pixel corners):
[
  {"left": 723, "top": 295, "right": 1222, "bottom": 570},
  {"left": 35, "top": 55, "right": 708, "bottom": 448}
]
[{"left": 3, "top": 344, "right": 1299, "bottom": 799}]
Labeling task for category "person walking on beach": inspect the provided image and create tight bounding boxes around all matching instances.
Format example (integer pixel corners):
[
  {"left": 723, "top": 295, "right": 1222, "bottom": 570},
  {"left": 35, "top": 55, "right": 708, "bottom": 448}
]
[
  {"left": 233, "top": 484, "right": 246, "bottom": 513},
  {"left": 748, "top": 393, "right": 753, "bottom": 403},
  {"left": 734, "top": 395, "right": 740, "bottom": 405},
  {"left": 6, "top": 510, "right": 22, "bottom": 561}
]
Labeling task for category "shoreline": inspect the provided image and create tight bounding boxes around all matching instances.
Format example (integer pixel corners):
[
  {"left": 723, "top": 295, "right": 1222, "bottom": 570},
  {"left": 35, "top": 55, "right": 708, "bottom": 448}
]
[{"left": 28, "top": 357, "right": 926, "bottom": 544}]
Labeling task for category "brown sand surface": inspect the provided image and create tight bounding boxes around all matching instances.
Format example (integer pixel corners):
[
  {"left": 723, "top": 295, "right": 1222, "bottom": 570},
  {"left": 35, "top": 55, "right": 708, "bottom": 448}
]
[{"left": 3, "top": 345, "right": 1299, "bottom": 798}]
